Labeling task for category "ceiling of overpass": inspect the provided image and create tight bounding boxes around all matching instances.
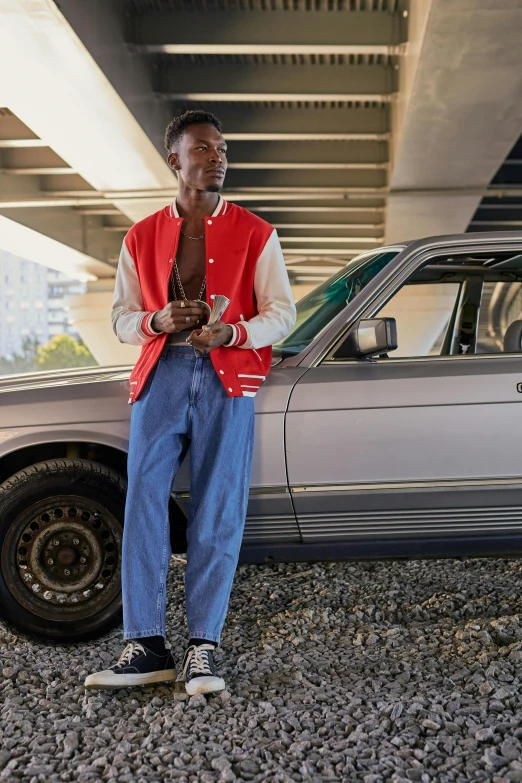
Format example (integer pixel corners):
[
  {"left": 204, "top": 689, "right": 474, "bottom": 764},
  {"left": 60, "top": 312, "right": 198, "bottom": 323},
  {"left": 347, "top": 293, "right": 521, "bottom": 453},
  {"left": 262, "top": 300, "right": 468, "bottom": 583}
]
[
  {"left": 3, "top": 0, "right": 522, "bottom": 289},
  {"left": 124, "top": 0, "right": 407, "bottom": 283},
  {"left": 468, "top": 134, "right": 522, "bottom": 235},
  {"left": 0, "top": 0, "right": 408, "bottom": 285},
  {"left": 0, "top": 107, "right": 130, "bottom": 278}
]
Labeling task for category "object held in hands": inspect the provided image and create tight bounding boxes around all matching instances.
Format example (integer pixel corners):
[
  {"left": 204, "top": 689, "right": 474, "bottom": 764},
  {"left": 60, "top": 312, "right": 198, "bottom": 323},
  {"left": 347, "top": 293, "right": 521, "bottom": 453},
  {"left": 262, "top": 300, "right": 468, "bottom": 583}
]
[
  {"left": 207, "top": 295, "right": 231, "bottom": 325},
  {"left": 188, "top": 295, "right": 231, "bottom": 350}
]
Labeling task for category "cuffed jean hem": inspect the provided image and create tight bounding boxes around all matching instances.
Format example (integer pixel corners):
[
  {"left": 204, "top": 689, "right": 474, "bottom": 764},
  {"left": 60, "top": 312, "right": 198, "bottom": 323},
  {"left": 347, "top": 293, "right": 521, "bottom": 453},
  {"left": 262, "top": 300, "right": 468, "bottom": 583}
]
[
  {"left": 188, "top": 631, "right": 221, "bottom": 645},
  {"left": 123, "top": 628, "right": 166, "bottom": 641}
]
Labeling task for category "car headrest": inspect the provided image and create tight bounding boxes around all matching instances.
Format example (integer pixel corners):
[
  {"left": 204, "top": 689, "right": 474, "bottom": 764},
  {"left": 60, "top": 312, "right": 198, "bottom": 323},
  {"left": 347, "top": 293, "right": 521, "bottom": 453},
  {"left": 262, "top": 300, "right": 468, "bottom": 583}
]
[{"left": 504, "top": 320, "right": 522, "bottom": 352}]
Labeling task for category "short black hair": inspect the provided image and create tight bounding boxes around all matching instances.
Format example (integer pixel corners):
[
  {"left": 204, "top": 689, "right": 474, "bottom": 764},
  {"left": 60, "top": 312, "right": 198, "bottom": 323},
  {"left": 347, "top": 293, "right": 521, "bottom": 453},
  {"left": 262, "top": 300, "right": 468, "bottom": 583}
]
[{"left": 164, "top": 110, "right": 223, "bottom": 152}]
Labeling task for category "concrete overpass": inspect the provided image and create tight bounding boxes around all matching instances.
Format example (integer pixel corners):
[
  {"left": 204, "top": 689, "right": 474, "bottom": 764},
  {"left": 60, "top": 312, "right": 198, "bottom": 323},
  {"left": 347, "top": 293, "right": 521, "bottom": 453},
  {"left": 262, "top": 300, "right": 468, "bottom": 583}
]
[{"left": 1, "top": 0, "right": 522, "bottom": 361}]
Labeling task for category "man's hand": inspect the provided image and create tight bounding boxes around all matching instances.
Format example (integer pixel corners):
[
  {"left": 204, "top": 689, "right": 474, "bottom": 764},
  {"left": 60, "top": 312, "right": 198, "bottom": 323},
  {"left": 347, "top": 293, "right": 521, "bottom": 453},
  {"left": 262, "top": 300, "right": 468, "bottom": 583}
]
[
  {"left": 151, "top": 301, "right": 206, "bottom": 333},
  {"left": 186, "top": 322, "right": 233, "bottom": 353}
]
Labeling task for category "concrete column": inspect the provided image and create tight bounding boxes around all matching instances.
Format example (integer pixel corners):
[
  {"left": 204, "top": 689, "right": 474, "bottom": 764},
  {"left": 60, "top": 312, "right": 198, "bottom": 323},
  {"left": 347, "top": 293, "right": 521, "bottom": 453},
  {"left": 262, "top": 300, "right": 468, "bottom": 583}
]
[
  {"left": 65, "top": 280, "right": 140, "bottom": 366},
  {"left": 386, "top": 0, "right": 522, "bottom": 244}
]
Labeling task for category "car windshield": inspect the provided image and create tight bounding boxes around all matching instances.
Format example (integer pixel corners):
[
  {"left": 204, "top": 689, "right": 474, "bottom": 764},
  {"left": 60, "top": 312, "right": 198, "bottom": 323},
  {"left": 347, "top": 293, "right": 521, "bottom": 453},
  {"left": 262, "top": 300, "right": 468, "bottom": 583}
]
[{"left": 274, "top": 250, "right": 399, "bottom": 358}]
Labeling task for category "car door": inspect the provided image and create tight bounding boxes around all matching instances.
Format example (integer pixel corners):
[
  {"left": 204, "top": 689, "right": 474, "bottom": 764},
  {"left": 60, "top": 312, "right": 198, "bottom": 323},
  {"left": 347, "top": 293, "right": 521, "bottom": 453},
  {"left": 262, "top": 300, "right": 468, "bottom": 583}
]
[
  {"left": 172, "top": 362, "right": 306, "bottom": 553},
  {"left": 285, "top": 238, "right": 522, "bottom": 555}
]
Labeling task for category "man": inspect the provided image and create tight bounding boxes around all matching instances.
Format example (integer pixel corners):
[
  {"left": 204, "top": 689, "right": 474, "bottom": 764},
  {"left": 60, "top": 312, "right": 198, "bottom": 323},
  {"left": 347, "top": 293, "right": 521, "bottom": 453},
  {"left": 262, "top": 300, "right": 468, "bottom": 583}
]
[{"left": 85, "top": 110, "right": 296, "bottom": 695}]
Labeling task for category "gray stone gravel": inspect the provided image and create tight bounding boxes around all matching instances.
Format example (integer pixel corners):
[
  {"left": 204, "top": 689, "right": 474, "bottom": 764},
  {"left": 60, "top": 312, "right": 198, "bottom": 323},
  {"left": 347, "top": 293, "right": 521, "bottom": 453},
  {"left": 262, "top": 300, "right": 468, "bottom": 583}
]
[{"left": 2, "top": 556, "right": 522, "bottom": 782}]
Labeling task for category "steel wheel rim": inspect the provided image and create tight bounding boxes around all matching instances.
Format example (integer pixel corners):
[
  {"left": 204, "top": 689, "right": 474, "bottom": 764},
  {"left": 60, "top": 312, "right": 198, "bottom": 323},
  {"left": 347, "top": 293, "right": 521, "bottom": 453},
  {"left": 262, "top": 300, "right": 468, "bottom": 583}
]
[{"left": 2, "top": 495, "right": 122, "bottom": 621}]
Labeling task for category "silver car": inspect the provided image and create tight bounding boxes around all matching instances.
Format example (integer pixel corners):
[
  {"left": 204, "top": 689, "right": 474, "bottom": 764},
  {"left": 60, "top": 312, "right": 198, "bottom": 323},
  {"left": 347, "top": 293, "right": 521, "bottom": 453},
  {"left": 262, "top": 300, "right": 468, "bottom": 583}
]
[{"left": 2, "top": 231, "right": 522, "bottom": 641}]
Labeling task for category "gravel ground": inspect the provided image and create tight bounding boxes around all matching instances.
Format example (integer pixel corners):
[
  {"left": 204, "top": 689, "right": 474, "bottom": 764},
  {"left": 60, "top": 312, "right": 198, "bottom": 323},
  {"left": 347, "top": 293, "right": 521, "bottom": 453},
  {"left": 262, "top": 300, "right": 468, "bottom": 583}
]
[{"left": 2, "top": 556, "right": 522, "bottom": 783}]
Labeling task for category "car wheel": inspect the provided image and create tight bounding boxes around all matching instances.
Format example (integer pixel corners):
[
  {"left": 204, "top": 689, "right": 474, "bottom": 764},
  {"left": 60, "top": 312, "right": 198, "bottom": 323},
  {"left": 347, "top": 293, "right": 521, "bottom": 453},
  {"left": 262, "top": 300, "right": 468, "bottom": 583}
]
[{"left": 0, "top": 459, "right": 126, "bottom": 642}]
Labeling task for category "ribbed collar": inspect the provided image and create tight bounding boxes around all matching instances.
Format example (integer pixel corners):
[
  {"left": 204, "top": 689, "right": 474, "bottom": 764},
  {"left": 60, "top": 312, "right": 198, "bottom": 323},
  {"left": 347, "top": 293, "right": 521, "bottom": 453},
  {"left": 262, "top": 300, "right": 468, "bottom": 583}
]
[{"left": 168, "top": 195, "right": 227, "bottom": 219}]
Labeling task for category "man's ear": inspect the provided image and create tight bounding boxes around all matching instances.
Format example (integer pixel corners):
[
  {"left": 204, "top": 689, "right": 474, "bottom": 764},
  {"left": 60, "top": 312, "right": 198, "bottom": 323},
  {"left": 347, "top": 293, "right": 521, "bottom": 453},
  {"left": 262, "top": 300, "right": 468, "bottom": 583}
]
[{"left": 168, "top": 152, "right": 180, "bottom": 171}]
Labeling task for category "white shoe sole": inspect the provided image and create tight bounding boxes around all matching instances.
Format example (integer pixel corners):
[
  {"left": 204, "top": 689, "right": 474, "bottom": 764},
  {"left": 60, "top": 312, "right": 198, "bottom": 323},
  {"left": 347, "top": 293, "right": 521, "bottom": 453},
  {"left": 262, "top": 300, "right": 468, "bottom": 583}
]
[
  {"left": 84, "top": 668, "right": 177, "bottom": 690},
  {"left": 185, "top": 675, "right": 226, "bottom": 695}
]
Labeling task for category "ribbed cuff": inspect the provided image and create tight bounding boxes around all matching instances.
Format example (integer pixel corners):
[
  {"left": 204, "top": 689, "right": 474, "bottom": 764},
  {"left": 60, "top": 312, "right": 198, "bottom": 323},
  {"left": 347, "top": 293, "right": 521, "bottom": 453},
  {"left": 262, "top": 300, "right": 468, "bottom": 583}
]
[
  {"left": 224, "top": 324, "right": 237, "bottom": 346},
  {"left": 141, "top": 312, "right": 162, "bottom": 337},
  {"left": 224, "top": 322, "right": 249, "bottom": 347}
]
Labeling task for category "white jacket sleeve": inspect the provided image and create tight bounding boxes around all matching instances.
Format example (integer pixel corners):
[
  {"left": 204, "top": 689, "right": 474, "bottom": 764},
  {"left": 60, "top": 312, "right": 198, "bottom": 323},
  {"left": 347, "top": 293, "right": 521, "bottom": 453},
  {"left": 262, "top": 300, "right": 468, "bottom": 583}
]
[
  {"left": 111, "top": 240, "right": 162, "bottom": 345},
  {"left": 226, "top": 229, "right": 296, "bottom": 350}
]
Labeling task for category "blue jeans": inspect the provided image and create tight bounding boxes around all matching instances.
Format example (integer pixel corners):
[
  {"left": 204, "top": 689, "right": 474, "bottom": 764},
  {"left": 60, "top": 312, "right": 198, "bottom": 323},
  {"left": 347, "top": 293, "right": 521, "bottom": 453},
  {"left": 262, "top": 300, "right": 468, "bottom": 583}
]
[{"left": 122, "top": 345, "right": 255, "bottom": 645}]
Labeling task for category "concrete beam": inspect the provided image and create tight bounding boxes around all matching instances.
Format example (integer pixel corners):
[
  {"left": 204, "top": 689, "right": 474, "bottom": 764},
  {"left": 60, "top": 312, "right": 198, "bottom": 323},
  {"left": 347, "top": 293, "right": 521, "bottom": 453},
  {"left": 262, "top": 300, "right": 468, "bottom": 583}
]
[
  {"left": 0, "top": 213, "right": 116, "bottom": 281},
  {"left": 252, "top": 205, "right": 385, "bottom": 215},
  {"left": 229, "top": 163, "right": 387, "bottom": 171},
  {"left": 45, "top": 186, "right": 387, "bottom": 202},
  {"left": 222, "top": 168, "right": 387, "bottom": 189},
  {"left": 131, "top": 10, "right": 406, "bottom": 54},
  {"left": 274, "top": 224, "right": 384, "bottom": 236},
  {"left": 0, "top": 139, "right": 47, "bottom": 148},
  {"left": 0, "top": 205, "right": 121, "bottom": 272},
  {"left": 55, "top": 0, "right": 172, "bottom": 158},
  {"left": 0, "top": 170, "right": 121, "bottom": 270},
  {"left": 158, "top": 64, "right": 396, "bottom": 101},
  {"left": 0, "top": 0, "right": 175, "bottom": 225},
  {"left": 0, "top": 167, "right": 75, "bottom": 175},
  {"left": 386, "top": 0, "right": 522, "bottom": 243},
  {"left": 194, "top": 106, "right": 389, "bottom": 136},
  {"left": 279, "top": 236, "right": 381, "bottom": 244},
  {"left": 261, "top": 216, "right": 384, "bottom": 230},
  {"left": 225, "top": 140, "right": 388, "bottom": 165}
]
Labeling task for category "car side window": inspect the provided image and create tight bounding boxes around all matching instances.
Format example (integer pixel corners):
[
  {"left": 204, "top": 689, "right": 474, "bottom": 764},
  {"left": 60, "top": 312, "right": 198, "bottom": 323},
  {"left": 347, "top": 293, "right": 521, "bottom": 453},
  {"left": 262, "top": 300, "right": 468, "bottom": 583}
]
[
  {"left": 273, "top": 250, "right": 399, "bottom": 359},
  {"left": 372, "top": 251, "right": 522, "bottom": 358}
]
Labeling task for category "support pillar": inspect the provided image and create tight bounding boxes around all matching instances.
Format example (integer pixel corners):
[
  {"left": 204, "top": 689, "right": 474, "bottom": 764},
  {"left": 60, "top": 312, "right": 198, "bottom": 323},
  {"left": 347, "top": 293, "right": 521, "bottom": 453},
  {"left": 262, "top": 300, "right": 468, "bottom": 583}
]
[{"left": 65, "top": 280, "right": 140, "bottom": 366}]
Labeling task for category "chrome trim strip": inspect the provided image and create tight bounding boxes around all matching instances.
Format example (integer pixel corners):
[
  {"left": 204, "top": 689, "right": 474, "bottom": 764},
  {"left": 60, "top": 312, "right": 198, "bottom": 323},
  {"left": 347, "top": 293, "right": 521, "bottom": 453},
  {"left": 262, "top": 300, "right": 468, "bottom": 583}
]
[
  {"left": 326, "top": 352, "right": 522, "bottom": 366},
  {"left": 297, "top": 505, "right": 522, "bottom": 540},
  {"left": 172, "top": 485, "right": 289, "bottom": 499},
  {"left": 290, "top": 477, "right": 522, "bottom": 493}
]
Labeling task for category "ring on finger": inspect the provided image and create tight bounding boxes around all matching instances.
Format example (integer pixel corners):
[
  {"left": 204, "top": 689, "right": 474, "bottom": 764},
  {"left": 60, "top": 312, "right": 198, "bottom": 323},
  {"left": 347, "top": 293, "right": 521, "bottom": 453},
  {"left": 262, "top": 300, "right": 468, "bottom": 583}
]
[
  {"left": 180, "top": 300, "right": 186, "bottom": 309},
  {"left": 185, "top": 315, "right": 191, "bottom": 323}
]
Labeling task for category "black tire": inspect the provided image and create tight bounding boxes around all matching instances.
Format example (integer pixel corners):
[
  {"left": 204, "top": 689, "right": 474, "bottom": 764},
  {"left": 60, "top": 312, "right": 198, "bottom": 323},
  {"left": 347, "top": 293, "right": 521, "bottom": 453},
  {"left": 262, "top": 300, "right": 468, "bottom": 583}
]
[{"left": 0, "top": 459, "right": 126, "bottom": 642}]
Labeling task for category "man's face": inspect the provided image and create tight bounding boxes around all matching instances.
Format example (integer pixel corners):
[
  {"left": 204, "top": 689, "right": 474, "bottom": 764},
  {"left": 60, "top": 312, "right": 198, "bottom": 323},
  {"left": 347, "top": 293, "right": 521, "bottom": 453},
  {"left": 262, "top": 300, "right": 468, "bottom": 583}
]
[{"left": 168, "top": 123, "right": 227, "bottom": 192}]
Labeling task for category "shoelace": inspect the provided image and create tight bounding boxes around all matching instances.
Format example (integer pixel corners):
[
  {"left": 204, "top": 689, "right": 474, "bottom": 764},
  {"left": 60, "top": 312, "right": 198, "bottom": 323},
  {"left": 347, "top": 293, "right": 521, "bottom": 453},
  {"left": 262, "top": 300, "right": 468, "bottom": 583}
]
[
  {"left": 183, "top": 644, "right": 214, "bottom": 678},
  {"left": 117, "top": 642, "right": 146, "bottom": 668}
]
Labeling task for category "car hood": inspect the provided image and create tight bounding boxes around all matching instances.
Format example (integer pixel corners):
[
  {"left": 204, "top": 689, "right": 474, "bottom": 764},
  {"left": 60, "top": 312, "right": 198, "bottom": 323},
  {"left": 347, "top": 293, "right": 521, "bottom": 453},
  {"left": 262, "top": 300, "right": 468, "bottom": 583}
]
[{"left": 0, "top": 365, "right": 132, "bottom": 395}]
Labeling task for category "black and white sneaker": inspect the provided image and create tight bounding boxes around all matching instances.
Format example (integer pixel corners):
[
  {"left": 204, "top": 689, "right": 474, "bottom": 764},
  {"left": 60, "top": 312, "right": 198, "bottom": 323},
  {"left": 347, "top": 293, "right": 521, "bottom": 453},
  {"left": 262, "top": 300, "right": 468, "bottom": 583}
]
[
  {"left": 182, "top": 644, "right": 225, "bottom": 695},
  {"left": 84, "top": 642, "right": 177, "bottom": 690}
]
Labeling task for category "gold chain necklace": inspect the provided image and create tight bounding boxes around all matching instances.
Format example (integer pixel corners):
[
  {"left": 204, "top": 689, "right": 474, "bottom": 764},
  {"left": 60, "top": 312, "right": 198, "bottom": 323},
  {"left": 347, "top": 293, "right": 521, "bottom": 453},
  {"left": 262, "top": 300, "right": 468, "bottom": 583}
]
[
  {"left": 180, "top": 228, "right": 205, "bottom": 241},
  {"left": 171, "top": 258, "right": 206, "bottom": 302}
]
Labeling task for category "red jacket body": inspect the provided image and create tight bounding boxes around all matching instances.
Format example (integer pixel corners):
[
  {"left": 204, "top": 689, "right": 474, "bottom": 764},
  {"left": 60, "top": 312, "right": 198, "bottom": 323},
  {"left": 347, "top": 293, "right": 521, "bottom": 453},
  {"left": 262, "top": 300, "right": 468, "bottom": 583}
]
[{"left": 111, "top": 198, "right": 296, "bottom": 403}]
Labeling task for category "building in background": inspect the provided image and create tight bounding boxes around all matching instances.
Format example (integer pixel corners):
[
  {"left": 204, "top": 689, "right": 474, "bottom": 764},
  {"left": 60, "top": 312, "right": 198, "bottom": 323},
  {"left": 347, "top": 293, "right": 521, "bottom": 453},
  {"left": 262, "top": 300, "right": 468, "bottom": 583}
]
[
  {"left": 46, "top": 268, "right": 86, "bottom": 342},
  {"left": 0, "top": 250, "right": 85, "bottom": 360}
]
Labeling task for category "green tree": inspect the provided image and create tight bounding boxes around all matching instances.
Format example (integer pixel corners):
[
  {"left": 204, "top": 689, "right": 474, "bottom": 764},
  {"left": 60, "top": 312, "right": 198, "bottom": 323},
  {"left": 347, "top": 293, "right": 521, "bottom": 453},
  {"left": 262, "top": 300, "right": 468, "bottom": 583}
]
[{"left": 37, "top": 334, "right": 97, "bottom": 370}]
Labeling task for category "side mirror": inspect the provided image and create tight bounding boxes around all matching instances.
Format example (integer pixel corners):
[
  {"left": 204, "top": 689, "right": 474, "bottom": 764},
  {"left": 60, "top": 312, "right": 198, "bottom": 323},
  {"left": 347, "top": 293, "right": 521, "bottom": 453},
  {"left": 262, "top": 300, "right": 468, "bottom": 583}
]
[{"left": 335, "top": 318, "right": 398, "bottom": 360}]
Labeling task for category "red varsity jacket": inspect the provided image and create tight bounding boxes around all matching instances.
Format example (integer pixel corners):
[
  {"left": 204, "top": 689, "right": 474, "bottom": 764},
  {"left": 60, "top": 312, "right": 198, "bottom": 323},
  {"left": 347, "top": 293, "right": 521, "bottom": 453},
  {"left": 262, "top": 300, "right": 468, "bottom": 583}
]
[{"left": 111, "top": 197, "right": 296, "bottom": 403}]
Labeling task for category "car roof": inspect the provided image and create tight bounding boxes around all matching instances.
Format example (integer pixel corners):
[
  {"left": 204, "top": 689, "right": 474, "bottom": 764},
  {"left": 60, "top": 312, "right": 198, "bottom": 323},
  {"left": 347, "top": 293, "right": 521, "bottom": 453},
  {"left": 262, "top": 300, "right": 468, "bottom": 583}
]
[{"left": 384, "top": 229, "right": 522, "bottom": 253}]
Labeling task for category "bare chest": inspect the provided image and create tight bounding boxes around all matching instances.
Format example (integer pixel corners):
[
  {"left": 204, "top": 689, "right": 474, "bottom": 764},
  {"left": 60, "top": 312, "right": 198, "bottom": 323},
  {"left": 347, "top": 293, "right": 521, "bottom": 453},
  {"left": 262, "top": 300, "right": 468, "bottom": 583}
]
[{"left": 171, "top": 234, "right": 207, "bottom": 302}]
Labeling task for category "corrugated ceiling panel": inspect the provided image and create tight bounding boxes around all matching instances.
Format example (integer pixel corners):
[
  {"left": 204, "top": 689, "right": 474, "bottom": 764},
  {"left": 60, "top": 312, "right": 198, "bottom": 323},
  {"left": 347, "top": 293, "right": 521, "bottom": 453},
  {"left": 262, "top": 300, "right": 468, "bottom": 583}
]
[
  {"left": 125, "top": 0, "right": 401, "bottom": 13},
  {"left": 149, "top": 52, "right": 395, "bottom": 67}
]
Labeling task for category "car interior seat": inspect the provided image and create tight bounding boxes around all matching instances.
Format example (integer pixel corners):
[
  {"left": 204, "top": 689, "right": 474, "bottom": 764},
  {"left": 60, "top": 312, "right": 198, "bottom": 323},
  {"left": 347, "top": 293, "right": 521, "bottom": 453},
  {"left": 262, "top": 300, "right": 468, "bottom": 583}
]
[{"left": 503, "top": 320, "right": 522, "bottom": 352}]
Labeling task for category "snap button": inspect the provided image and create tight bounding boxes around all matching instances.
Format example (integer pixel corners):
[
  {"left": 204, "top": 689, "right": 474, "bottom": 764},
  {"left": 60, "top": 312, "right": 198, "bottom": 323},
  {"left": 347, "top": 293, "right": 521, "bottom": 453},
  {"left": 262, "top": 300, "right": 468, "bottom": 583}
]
[
  {"left": 168, "top": 258, "right": 173, "bottom": 263},
  {"left": 228, "top": 387, "right": 233, "bottom": 392},
  {"left": 220, "top": 370, "right": 224, "bottom": 375},
  {"left": 207, "top": 220, "right": 212, "bottom": 225},
  {"left": 209, "top": 258, "right": 214, "bottom": 264}
]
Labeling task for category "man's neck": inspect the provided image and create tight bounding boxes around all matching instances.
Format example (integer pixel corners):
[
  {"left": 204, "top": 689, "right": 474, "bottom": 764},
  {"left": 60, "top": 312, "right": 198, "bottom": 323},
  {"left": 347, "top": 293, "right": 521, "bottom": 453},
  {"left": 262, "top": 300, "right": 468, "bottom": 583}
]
[{"left": 175, "top": 188, "right": 220, "bottom": 219}]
